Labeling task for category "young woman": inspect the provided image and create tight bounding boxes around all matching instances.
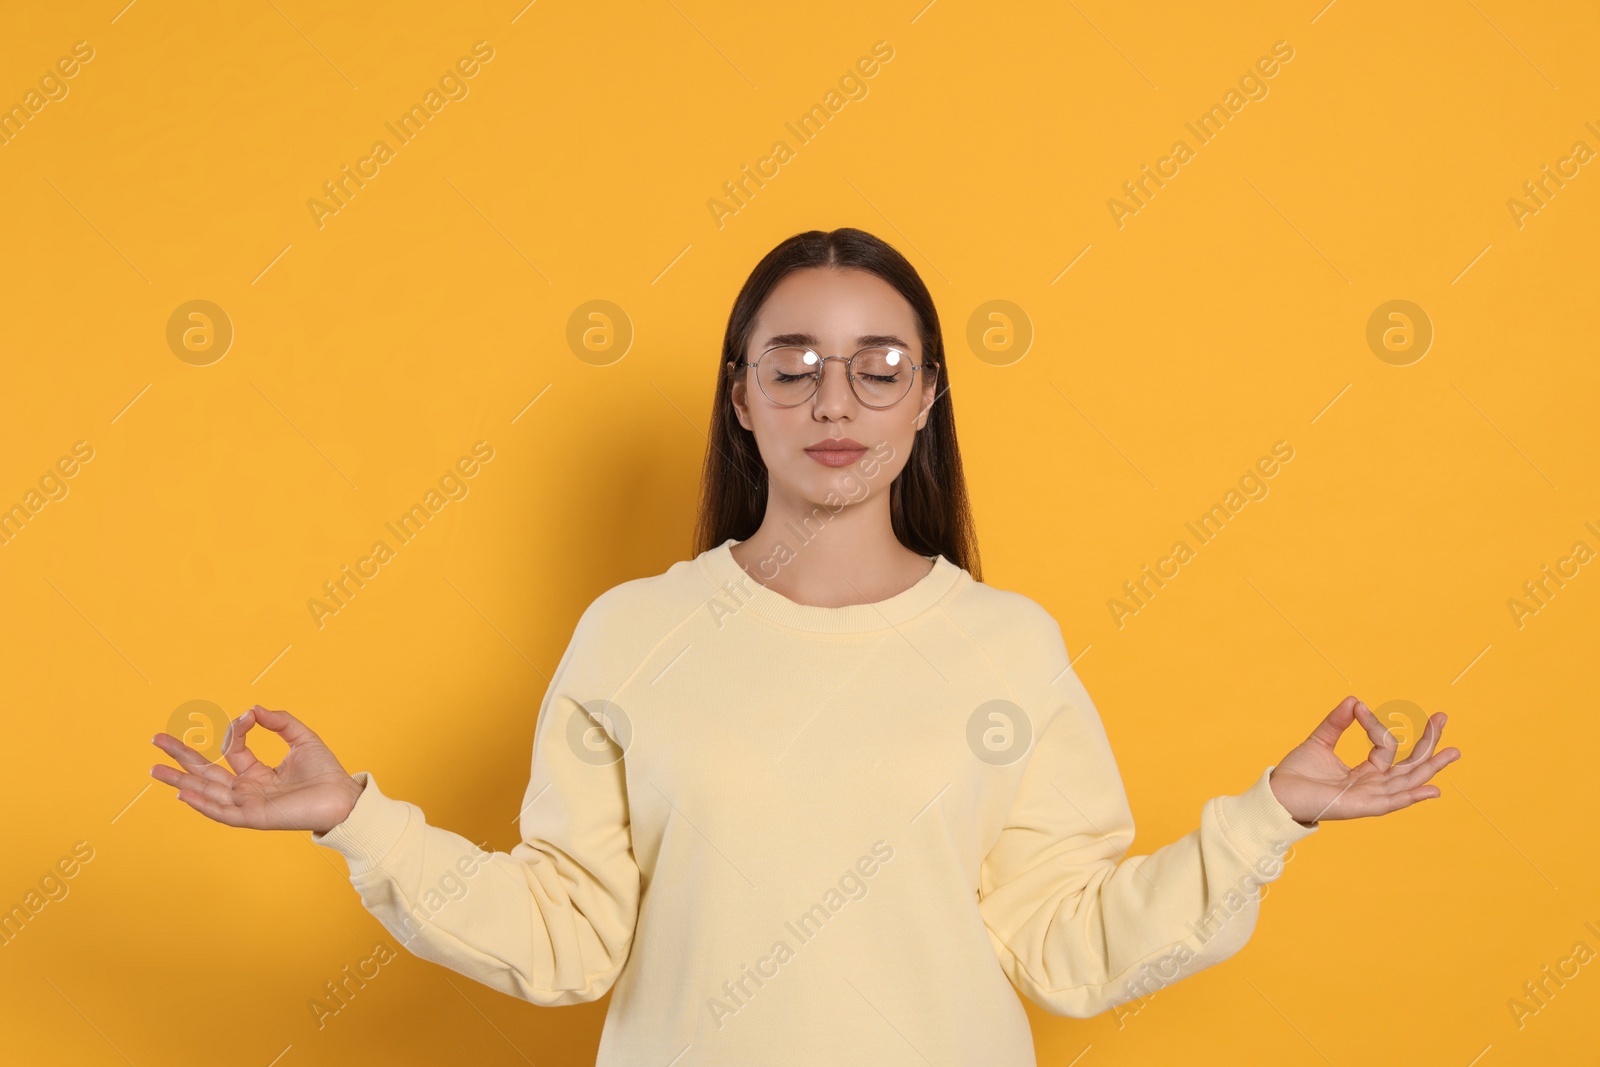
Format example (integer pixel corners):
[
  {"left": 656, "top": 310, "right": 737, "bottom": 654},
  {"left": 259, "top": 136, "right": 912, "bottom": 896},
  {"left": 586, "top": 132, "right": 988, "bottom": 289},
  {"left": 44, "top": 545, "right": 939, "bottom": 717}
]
[{"left": 151, "top": 227, "right": 1460, "bottom": 1065}]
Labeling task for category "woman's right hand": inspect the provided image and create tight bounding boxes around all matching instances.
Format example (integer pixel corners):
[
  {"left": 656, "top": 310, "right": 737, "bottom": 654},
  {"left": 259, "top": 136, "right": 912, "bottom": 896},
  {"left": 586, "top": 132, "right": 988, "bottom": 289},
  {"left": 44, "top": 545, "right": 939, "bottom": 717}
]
[{"left": 151, "top": 705, "right": 365, "bottom": 834}]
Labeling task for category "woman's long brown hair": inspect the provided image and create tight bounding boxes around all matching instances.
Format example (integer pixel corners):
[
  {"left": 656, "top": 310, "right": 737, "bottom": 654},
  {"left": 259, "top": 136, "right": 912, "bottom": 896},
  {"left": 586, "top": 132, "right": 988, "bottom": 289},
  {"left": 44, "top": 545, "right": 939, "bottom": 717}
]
[{"left": 692, "top": 227, "right": 982, "bottom": 581}]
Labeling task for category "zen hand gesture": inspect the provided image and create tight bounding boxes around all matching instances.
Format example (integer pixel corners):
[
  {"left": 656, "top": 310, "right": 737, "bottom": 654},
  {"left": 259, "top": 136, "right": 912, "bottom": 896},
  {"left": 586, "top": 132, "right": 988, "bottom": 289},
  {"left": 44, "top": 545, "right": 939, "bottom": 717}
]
[
  {"left": 150, "top": 705, "right": 365, "bottom": 834},
  {"left": 1268, "top": 695, "right": 1461, "bottom": 824}
]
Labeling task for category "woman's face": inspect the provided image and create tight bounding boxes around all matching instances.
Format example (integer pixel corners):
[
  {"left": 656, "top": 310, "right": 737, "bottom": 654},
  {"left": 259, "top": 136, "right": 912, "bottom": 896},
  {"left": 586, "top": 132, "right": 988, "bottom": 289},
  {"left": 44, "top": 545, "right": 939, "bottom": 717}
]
[{"left": 727, "top": 266, "right": 938, "bottom": 512}]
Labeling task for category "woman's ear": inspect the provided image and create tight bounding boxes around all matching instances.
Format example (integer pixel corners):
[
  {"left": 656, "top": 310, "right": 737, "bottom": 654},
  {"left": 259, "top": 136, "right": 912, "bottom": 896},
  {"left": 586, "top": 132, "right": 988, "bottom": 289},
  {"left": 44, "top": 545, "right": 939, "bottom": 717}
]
[
  {"left": 914, "top": 363, "right": 939, "bottom": 430},
  {"left": 727, "top": 361, "right": 753, "bottom": 431}
]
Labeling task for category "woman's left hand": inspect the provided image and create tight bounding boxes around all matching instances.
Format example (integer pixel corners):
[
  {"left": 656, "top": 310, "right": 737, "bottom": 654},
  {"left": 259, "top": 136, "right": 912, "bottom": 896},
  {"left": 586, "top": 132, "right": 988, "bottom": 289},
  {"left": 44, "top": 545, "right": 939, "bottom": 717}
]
[{"left": 1268, "top": 695, "right": 1461, "bottom": 825}]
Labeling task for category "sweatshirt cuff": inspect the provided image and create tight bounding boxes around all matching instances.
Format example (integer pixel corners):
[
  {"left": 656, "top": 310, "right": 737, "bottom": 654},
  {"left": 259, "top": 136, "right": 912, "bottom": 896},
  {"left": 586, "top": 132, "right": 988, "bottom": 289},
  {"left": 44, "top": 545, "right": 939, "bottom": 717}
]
[
  {"left": 1214, "top": 764, "right": 1320, "bottom": 865},
  {"left": 310, "top": 771, "right": 414, "bottom": 877}
]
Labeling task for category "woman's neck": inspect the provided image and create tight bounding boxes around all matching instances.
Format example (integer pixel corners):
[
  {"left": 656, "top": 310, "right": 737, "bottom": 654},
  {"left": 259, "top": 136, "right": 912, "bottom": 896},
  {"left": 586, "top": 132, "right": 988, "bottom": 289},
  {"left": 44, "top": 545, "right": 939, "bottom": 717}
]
[{"left": 729, "top": 500, "right": 932, "bottom": 609}]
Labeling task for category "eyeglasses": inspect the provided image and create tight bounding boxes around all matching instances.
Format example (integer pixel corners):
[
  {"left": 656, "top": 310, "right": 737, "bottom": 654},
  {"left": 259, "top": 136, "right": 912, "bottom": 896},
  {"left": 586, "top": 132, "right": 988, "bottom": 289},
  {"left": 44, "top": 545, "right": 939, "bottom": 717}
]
[{"left": 738, "top": 345, "right": 928, "bottom": 409}]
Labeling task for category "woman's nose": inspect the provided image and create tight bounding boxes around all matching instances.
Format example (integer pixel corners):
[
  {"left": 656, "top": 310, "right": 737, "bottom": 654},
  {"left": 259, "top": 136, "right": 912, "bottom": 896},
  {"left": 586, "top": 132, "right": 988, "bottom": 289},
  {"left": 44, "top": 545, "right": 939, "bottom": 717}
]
[{"left": 813, "top": 358, "right": 857, "bottom": 410}]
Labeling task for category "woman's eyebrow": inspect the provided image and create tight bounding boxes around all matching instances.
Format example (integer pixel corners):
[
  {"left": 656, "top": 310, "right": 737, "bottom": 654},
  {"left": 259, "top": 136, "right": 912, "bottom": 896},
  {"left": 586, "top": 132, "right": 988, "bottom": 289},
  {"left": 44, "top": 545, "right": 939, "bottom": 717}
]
[{"left": 761, "top": 332, "right": 914, "bottom": 349}]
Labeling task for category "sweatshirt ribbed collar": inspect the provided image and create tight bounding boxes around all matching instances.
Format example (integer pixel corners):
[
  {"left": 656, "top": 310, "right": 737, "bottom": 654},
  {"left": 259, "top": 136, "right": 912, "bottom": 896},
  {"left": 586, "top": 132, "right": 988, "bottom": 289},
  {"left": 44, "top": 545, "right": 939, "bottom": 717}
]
[{"left": 696, "top": 537, "right": 965, "bottom": 634}]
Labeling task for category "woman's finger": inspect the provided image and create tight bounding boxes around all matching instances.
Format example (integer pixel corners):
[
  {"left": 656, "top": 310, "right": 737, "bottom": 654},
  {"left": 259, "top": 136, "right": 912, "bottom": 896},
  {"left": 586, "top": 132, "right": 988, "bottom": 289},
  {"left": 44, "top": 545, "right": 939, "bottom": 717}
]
[
  {"left": 1401, "top": 783, "right": 1442, "bottom": 806},
  {"left": 249, "top": 705, "right": 321, "bottom": 748},
  {"left": 1389, "top": 745, "right": 1460, "bottom": 791},
  {"left": 1392, "top": 713, "right": 1445, "bottom": 772},
  {"left": 151, "top": 733, "right": 234, "bottom": 784},
  {"left": 1352, "top": 700, "right": 1400, "bottom": 772},
  {"left": 175, "top": 786, "right": 250, "bottom": 827},
  {"left": 220, "top": 710, "right": 263, "bottom": 777},
  {"left": 152, "top": 762, "right": 235, "bottom": 810}
]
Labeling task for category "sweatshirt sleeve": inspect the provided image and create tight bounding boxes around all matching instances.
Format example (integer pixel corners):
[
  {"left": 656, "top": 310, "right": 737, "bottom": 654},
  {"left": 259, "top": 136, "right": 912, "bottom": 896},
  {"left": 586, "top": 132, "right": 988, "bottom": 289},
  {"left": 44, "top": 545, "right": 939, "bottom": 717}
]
[
  {"left": 977, "top": 654, "right": 1319, "bottom": 1018},
  {"left": 309, "top": 600, "right": 640, "bottom": 1006}
]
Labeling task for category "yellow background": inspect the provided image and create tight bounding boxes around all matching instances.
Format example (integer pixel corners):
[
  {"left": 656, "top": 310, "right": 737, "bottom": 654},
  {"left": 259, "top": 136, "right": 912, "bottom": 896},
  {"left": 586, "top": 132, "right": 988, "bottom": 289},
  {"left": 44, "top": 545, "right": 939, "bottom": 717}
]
[{"left": 2, "top": 0, "right": 1596, "bottom": 1063}]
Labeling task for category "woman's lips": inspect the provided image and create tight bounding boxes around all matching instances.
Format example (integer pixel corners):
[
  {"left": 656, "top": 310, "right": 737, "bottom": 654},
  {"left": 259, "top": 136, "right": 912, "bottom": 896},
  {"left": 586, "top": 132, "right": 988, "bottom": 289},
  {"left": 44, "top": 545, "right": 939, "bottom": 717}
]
[{"left": 805, "top": 444, "right": 868, "bottom": 468}]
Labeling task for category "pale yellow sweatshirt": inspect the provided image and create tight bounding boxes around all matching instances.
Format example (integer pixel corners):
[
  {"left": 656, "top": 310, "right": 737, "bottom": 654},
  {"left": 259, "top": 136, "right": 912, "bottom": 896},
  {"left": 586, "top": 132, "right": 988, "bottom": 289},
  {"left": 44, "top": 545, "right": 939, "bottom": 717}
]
[{"left": 313, "top": 537, "right": 1320, "bottom": 1064}]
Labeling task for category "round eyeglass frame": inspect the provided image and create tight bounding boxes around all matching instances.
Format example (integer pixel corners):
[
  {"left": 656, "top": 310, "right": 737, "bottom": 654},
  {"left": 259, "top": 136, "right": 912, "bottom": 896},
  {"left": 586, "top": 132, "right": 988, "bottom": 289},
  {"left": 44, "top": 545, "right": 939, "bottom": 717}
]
[{"left": 736, "top": 345, "right": 930, "bottom": 409}]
